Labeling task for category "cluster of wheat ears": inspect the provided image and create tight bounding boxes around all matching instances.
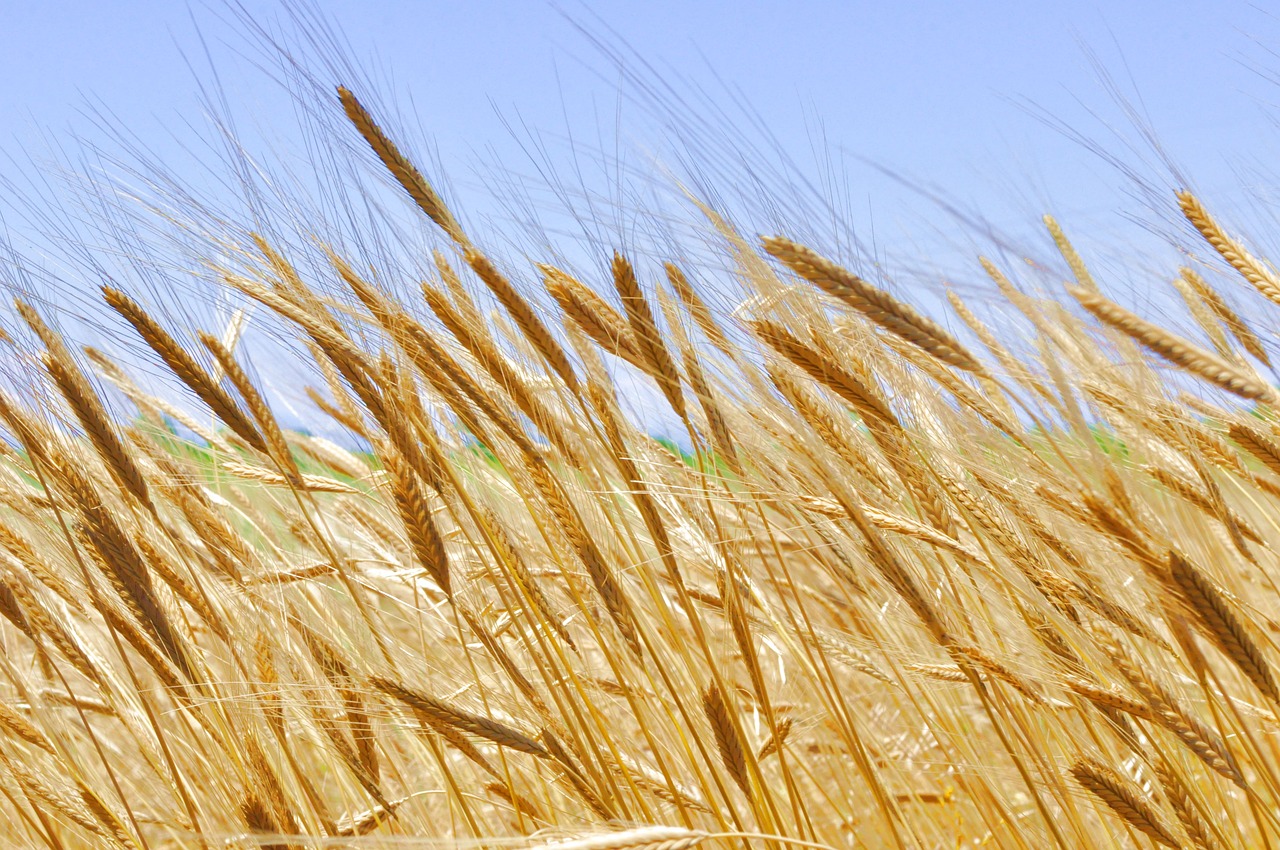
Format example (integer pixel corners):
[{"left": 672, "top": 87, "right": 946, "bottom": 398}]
[{"left": 0, "top": 77, "right": 1279, "bottom": 849}]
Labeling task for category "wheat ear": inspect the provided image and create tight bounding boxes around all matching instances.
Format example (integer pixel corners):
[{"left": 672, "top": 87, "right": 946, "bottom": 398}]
[
  {"left": 1178, "top": 189, "right": 1280, "bottom": 306},
  {"left": 762, "top": 235, "right": 982, "bottom": 372},
  {"left": 1179, "top": 265, "right": 1271, "bottom": 365},
  {"left": 465, "top": 248, "right": 579, "bottom": 393},
  {"left": 1044, "top": 215, "right": 1100, "bottom": 292},
  {"left": 1229, "top": 421, "right": 1280, "bottom": 477},
  {"left": 17, "top": 302, "right": 152, "bottom": 507},
  {"left": 338, "top": 85, "right": 469, "bottom": 246},
  {"left": 702, "top": 682, "right": 750, "bottom": 795},
  {"left": 542, "top": 263, "right": 646, "bottom": 369},
  {"left": 370, "top": 676, "right": 549, "bottom": 758},
  {"left": 1070, "top": 757, "right": 1182, "bottom": 849},
  {"left": 612, "top": 252, "right": 687, "bottom": 418},
  {"left": 102, "top": 287, "right": 269, "bottom": 452},
  {"left": 751, "top": 320, "right": 894, "bottom": 427},
  {"left": 1069, "top": 285, "right": 1276, "bottom": 404},
  {"left": 1169, "top": 551, "right": 1280, "bottom": 704},
  {"left": 522, "top": 827, "right": 709, "bottom": 850}
]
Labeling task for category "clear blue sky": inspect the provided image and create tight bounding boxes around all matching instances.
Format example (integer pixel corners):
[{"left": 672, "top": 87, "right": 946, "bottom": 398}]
[
  {"left": 4, "top": 1, "right": 1278, "bottom": 228},
  {"left": 3, "top": 1, "right": 1280, "bottom": 434}
]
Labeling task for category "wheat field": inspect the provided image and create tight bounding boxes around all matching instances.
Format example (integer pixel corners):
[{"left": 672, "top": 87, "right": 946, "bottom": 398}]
[{"left": 0, "top": 58, "right": 1278, "bottom": 850}]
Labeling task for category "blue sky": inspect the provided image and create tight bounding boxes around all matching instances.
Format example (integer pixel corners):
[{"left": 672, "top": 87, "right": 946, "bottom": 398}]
[
  {"left": 3, "top": 1, "right": 1280, "bottom": 435},
  {"left": 4, "top": 1, "right": 1278, "bottom": 229}
]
